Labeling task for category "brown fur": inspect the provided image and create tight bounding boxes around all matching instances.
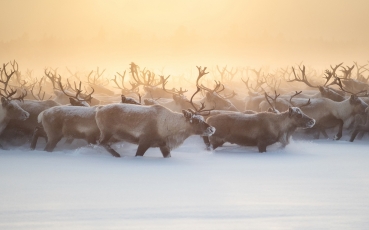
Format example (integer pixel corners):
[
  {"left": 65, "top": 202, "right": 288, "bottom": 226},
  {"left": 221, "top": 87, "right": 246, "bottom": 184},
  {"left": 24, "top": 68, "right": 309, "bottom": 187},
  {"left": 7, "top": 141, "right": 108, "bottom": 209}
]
[
  {"left": 95, "top": 104, "right": 215, "bottom": 158},
  {"left": 205, "top": 107, "right": 315, "bottom": 152}
]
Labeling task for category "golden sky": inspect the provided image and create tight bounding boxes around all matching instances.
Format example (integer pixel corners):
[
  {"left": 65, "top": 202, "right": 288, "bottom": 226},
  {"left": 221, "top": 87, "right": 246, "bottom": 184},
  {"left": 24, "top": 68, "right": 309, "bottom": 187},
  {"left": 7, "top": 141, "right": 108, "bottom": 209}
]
[
  {"left": 2, "top": 0, "right": 368, "bottom": 41},
  {"left": 1, "top": 0, "right": 368, "bottom": 70}
]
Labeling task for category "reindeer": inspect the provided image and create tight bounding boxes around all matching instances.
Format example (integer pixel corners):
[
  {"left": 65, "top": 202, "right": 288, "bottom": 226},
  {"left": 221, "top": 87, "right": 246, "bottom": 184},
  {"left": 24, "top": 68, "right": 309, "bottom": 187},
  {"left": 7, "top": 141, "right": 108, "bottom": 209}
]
[
  {"left": 147, "top": 76, "right": 197, "bottom": 112},
  {"left": 30, "top": 81, "right": 96, "bottom": 150},
  {"left": 0, "top": 63, "right": 30, "bottom": 138},
  {"left": 129, "top": 62, "right": 172, "bottom": 99},
  {"left": 0, "top": 91, "right": 29, "bottom": 138},
  {"left": 203, "top": 107, "right": 315, "bottom": 152},
  {"left": 196, "top": 66, "right": 239, "bottom": 111},
  {"left": 294, "top": 93, "right": 367, "bottom": 140},
  {"left": 112, "top": 70, "right": 141, "bottom": 99},
  {"left": 87, "top": 67, "right": 115, "bottom": 96},
  {"left": 350, "top": 107, "right": 369, "bottom": 142},
  {"left": 95, "top": 66, "right": 216, "bottom": 158},
  {"left": 37, "top": 105, "right": 100, "bottom": 151},
  {"left": 96, "top": 104, "right": 215, "bottom": 158},
  {"left": 121, "top": 94, "right": 141, "bottom": 105},
  {"left": 56, "top": 80, "right": 95, "bottom": 106}
]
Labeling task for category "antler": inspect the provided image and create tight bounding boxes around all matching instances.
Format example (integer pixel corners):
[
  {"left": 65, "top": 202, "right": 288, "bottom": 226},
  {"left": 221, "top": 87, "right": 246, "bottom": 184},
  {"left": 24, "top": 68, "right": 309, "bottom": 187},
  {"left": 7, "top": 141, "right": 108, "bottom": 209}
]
[
  {"left": 287, "top": 65, "right": 319, "bottom": 88},
  {"left": 87, "top": 67, "right": 108, "bottom": 86},
  {"left": 30, "top": 84, "right": 51, "bottom": 101},
  {"left": 58, "top": 80, "right": 94, "bottom": 103},
  {"left": 331, "top": 77, "right": 368, "bottom": 96},
  {"left": 289, "top": 91, "right": 302, "bottom": 104},
  {"left": 189, "top": 86, "right": 214, "bottom": 116},
  {"left": 264, "top": 90, "right": 280, "bottom": 113},
  {"left": 288, "top": 91, "right": 311, "bottom": 108},
  {"left": 0, "top": 88, "right": 27, "bottom": 102},
  {"left": 112, "top": 70, "right": 140, "bottom": 94},
  {"left": 129, "top": 62, "right": 164, "bottom": 87},
  {"left": 161, "top": 75, "right": 188, "bottom": 96},
  {"left": 0, "top": 62, "right": 17, "bottom": 93},
  {"left": 354, "top": 61, "right": 369, "bottom": 83},
  {"left": 340, "top": 65, "right": 354, "bottom": 79},
  {"left": 265, "top": 73, "right": 281, "bottom": 92},
  {"left": 44, "top": 68, "right": 61, "bottom": 89}
]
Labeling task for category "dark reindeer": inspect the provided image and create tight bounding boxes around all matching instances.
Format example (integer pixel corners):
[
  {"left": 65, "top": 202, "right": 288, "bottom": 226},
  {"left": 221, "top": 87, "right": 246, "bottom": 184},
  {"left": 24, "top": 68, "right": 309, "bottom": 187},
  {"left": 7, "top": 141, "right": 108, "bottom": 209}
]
[
  {"left": 350, "top": 107, "right": 369, "bottom": 142},
  {"left": 203, "top": 107, "right": 315, "bottom": 152}
]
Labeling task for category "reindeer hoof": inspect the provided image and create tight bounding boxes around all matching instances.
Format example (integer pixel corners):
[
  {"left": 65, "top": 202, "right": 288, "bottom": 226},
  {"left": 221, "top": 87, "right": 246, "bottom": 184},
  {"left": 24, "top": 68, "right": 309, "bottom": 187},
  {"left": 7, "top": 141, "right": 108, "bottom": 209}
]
[{"left": 334, "top": 135, "right": 342, "bottom": 140}]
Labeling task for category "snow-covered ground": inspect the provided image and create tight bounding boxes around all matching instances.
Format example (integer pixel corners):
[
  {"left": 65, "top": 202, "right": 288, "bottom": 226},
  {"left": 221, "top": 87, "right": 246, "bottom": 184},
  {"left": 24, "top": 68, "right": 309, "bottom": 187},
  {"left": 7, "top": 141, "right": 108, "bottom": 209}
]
[{"left": 1, "top": 134, "right": 369, "bottom": 230}]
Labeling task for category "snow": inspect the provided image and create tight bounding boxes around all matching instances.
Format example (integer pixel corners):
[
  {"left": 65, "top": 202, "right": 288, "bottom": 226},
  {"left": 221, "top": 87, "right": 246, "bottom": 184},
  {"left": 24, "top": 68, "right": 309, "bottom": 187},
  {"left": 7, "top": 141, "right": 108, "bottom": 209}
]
[{"left": 1, "top": 134, "right": 369, "bottom": 229}]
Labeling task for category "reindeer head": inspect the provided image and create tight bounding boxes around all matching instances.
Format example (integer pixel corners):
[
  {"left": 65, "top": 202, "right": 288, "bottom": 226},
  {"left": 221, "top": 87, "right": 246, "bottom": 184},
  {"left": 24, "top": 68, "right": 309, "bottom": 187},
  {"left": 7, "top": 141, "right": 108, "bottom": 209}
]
[
  {"left": 349, "top": 95, "right": 368, "bottom": 115},
  {"left": 121, "top": 95, "right": 141, "bottom": 105},
  {"left": 1, "top": 97, "right": 29, "bottom": 121},
  {"left": 318, "top": 86, "right": 345, "bottom": 102},
  {"left": 288, "top": 107, "right": 315, "bottom": 129},
  {"left": 182, "top": 109, "right": 215, "bottom": 136}
]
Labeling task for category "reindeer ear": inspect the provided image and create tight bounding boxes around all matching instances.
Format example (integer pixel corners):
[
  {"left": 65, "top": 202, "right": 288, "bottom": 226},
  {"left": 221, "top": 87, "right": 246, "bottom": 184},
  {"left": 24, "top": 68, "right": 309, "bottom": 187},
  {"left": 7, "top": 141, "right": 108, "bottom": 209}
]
[
  {"left": 172, "top": 94, "right": 178, "bottom": 102},
  {"left": 188, "top": 108, "right": 196, "bottom": 114},
  {"left": 182, "top": 109, "right": 192, "bottom": 120},
  {"left": 318, "top": 86, "right": 325, "bottom": 95},
  {"left": 349, "top": 94, "right": 357, "bottom": 103},
  {"left": 69, "top": 97, "right": 79, "bottom": 106},
  {"left": 1, "top": 97, "right": 8, "bottom": 106},
  {"left": 121, "top": 95, "right": 126, "bottom": 103},
  {"left": 288, "top": 107, "right": 293, "bottom": 117}
]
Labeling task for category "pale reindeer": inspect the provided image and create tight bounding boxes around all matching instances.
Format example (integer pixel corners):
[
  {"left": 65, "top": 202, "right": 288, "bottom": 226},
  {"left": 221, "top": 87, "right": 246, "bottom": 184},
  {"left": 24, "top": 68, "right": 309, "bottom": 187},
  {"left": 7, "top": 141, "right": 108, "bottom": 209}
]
[{"left": 95, "top": 66, "right": 216, "bottom": 158}]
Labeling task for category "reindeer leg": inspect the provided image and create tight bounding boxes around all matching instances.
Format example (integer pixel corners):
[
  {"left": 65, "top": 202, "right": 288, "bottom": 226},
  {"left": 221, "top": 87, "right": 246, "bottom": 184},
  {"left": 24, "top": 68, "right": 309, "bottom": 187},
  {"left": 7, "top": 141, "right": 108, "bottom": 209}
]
[
  {"left": 258, "top": 143, "right": 266, "bottom": 153},
  {"left": 87, "top": 136, "right": 97, "bottom": 145},
  {"left": 100, "top": 134, "right": 120, "bottom": 157},
  {"left": 202, "top": 136, "right": 211, "bottom": 150},
  {"left": 102, "top": 144, "right": 121, "bottom": 157},
  {"left": 350, "top": 129, "right": 360, "bottom": 142},
  {"left": 257, "top": 142, "right": 267, "bottom": 153},
  {"left": 357, "top": 131, "right": 365, "bottom": 140},
  {"left": 30, "top": 126, "right": 42, "bottom": 150},
  {"left": 135, "top": 143, "right": 150, "bottom": 157},
  {"left": 334, "top": 119, "right": 344, "bottom": 140},
  {"left": 64, "top": 138, "right": 74, "bottom": 145},
  {"left": 99, "top": 133, "right": 120, "bottom": 157},
  {"left": 44, "top": 136, "right": 62, "bottom": 152},
  {"left": 209, "top": 136, "right": 224, "bottom": 150},
  {"left": 351, "top": 125, "right": 369, "bottom": 142},
  {"left": 159, "top": 145, "right": 171, "bottom": 158},
  {"left": 321, "top": 129, "right": 329, "bottom": 139},
  {"left": 311, "top": 127, "right": 321, "bottom": 139}
]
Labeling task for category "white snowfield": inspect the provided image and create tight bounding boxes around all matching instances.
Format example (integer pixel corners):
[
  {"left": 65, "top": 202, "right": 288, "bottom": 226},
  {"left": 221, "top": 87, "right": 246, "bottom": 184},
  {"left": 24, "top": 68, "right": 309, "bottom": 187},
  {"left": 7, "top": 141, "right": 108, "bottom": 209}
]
[{"left": 1, "top": 135, "right": 369, "bottom": 230}]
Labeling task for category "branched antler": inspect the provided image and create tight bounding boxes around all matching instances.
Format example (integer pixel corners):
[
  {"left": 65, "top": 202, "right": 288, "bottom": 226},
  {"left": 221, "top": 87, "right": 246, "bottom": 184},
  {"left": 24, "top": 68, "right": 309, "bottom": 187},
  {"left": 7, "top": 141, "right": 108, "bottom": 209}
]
[
  {"left": 287, "top": 65, "right": 318, "bottom": 88},
  {"left": 161, "top": 75, "right": 188, "bottom": 96}
]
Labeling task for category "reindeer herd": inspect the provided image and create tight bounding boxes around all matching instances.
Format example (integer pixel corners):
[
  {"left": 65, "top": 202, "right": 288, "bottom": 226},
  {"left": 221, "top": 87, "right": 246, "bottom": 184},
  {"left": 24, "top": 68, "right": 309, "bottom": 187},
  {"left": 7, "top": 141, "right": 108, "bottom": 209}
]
[{"left": 1, "top": 60, "right": 369, "bottom": 157}]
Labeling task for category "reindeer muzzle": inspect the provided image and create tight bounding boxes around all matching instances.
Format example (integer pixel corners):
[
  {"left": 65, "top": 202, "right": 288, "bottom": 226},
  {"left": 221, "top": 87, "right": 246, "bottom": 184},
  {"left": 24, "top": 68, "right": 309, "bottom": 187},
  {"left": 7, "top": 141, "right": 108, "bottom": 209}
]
[
  {"left": 22, "top": 112, "right": 30, "bottom": 121},
  {"left": 203, "top": 126, "right": 216, "bottom": 136},
  {"left": 305, "top": 119, "right": 315, "bottom": 128}
]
